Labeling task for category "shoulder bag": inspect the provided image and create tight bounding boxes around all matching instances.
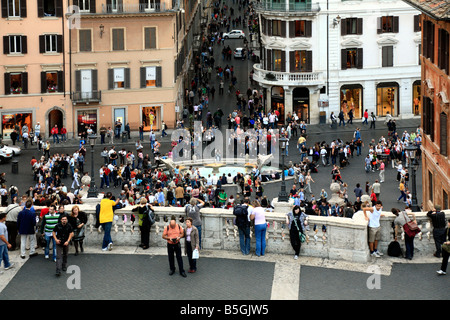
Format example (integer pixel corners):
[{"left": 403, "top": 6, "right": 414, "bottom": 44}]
[{"left": 402, "top": 211, "right": 420, "bottom": 238}]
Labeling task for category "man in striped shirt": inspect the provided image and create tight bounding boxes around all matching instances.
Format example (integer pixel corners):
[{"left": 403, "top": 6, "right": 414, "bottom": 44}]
[{"left": 40, "top": 204, "right": 60, "bottom": 262}]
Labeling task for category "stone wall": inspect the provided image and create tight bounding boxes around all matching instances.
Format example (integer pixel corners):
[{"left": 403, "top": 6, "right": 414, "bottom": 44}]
[{"left": 9, "top": 204, "right": 447, "bottom": 264}]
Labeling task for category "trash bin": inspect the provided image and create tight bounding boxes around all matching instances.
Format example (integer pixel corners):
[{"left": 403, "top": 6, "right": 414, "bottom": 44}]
[
  {"left": 12, "top": 160, "right": 18, "bottom": 174},
  {"left": 319, "top": 111, "right": 326, "bottom": 124},
  {"left": 122, "top": 132, "right": 128, "bottom": 143}
]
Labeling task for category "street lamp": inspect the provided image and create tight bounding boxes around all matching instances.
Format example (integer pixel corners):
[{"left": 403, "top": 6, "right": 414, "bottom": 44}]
[
  {"left": 87, "top": 134, "right": 98, "bottom": 198},
  {"left": 405, "top": 144, "right": 420, "bottom": 212},
  {"left": 278, "top": 136, "right": 289, "bottom": 202}
]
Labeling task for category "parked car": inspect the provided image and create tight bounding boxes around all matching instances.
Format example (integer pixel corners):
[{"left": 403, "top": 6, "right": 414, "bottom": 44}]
[
  {"left": 223, "top": 30, "right": 245, "bottom": 39},
  {"left": 0, "top": 146, "right": 14, "bottom": 163},
  {"left": 1, "top": 144, "right": 21, "bottom": 156},
  {"left": 234, "top": 48, "right": 244, "bottom": 58}
]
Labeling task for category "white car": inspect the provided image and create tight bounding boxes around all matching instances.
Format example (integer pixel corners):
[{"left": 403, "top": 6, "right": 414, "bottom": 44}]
[
  {"left": 234, "top": 48, "right": 244, "bottom": 58},
  {"left": 1, "top": 144, "right": 21, "bottom": 156},
  {"left": 223, "top": 30, "right": 245, "bottom": 39},
  {"left": 0, "top": 146, "right": 13, "bottom": 163}
]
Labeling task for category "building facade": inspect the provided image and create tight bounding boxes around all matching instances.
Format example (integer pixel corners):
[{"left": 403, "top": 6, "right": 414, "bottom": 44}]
[
  {"left": 1, "top": 0, "right": 71, "bottom": 139},
  {"left": 253, "top": 0, "right": 421, "bottom": 124},
  {"left": 403, "top": 0, "right": 449, "bottom": 210},
  {"left": 68, "top": 0, "right": 199, "bottom": 137}
]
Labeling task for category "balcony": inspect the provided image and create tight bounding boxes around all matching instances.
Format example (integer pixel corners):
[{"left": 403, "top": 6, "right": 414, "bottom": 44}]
[
  {"left": 253, "top": 64, "right": 324, "bottom": 87},
  {"left": 101, "top": 3, "right": 173, "bottom": 14},
  {"left": 72, "top": 91, "right": 102, "bottom": 104},
  {"left": 253, "top": 0, "right": 320, "bottom": 14}
]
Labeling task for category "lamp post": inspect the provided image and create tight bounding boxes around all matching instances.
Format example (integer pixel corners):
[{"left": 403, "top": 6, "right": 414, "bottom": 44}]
[
  {"left": 405, "top": 144, "right": 420, "bottom": 212},
  {"left": 278, "top": 136, "right": 289, "bottom": 202},
  {"left": 87, "top": 134, "right": 98, "bottom": 198}
]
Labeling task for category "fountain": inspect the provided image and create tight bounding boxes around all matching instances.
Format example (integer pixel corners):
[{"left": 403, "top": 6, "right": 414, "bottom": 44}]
[{"left": 204, "top": 162, "right": 226, "bottom": 174}]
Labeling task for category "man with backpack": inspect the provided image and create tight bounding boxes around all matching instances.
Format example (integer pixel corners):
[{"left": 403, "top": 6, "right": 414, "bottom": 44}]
[
  {"left": 185, "top": 198, "right": 204, "bottom": 249},
  {"left": 233, "top": 198, "right": 252, "bottom": 255},
  {"left": 162, "top": 215, "right": 186, "bottom": 277}
]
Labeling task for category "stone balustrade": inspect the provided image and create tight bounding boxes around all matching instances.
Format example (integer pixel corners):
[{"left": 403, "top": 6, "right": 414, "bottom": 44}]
[{"left": 7, "top": 204, "right": 448, "bottom": 264}]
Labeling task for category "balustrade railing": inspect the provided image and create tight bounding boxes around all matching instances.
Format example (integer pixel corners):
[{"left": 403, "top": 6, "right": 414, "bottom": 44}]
[{"left": 3, "top": 204, "right": 448, "bottom": 263}]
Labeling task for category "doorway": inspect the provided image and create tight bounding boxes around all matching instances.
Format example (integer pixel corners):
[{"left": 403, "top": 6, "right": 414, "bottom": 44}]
[
  {"left": 293, "top": 87, "right": 309, "bottom": 123},
  {"left": 48, "top": 108, "right": 64, "bottom": 135}
]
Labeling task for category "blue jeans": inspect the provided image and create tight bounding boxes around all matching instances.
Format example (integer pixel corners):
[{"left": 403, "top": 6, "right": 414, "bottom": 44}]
[
  {"left": 196, "top": 225, "right": 202, "bottom": 249},
  {"left": 254, "top": 223, "right": 267, "bottom": 256},
  {"left": 238, "top": 225, "right": 250, "bottom": 255},
  {"left": 0, "top": 244, "right": 11, "bottom": 268},
  {"left": 45, "top": 234, "right": 56, "bottom": 258},
  {"left": 102, "top": 222, "right": 113, "bottom": 249},
  {"left": 397, "top": 191, "right": 407, "bottom": 202},
  {"left": 53, "top": 134, "right": 59, "bottom": 143},
  {"left": 404, "top": 234, "right": 415, "bottom": 259}
]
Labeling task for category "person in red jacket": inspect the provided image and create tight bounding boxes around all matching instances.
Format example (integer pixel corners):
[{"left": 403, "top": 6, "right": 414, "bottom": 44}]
[
  {"left": 60, "top": 126, "right": 67, "bottom": 142},
  {"left": 51, "top": 125, "right": 59, "bottom": 144}
]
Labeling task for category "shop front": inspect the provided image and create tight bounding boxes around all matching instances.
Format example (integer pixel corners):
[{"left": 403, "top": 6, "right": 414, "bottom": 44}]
[
  {"left": 1, "top": 112, "right": 33, "bottom": 140},
  {"left": 413, "top": 80, "right": 421, "bottom": 116},
  {"left": 271, "top": 86, "right": 285, "bottom": 124},
  {"left": 377, "top": 82, "right": 399, "bottom": 117},
  {"left": 141, "top": 105, "right": 161, "bottom": 131},
  {"left": 293, "top": 87, "right": 310, "bottom": 123},
  {"left": 340, "top": 84, "right": 363, "bottom": 119},
  {"left": 76, "top": 109, "right": 98, "bottom": 137}
]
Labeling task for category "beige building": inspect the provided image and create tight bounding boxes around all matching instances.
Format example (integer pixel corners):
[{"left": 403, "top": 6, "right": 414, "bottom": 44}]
[
  {"left": 68, "top": 0, "right": 200, "bottom": 137},
  {"left": 1, "top": 0, "right": 71, "bottom": 139}
]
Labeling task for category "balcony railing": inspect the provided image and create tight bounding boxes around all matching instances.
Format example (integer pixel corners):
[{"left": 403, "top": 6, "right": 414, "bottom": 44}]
[
  {"left": 72, "top": 91, "right": 101, "bottom": 103},
  {"left": 253, "top": 0, "right": 320, "bottom": 13},
  {"left": 253, "top": 64, "right": 323, "bottom": 86},
  {"left": 101, "top": 3, "right": 171, "bottom": 14}
]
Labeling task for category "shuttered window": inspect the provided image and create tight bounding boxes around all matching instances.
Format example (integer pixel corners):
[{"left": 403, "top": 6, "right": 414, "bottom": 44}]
[
  {"left": 290, "top": 50, "right": 312, "bottom": 72},
  {"left": 341, "top": 18, "right": 363, "bottom": 36},
  {"left": 79, "top": 29, "right": 92, "bottom": 52},
  {"left": 440, "top": 112, "right": 448, "bottom": 157},
  {"left": 341, "top": 48, "right": 363, "bottom": 70},
  {"left": 140, "top": 66, "right": 162, "bottom": 88},
  {"left": 144, "top": 27, "right": 157, "bottom": 49},
  {"left": 112, "top": 28, "right": 125, "bottom": 51},
  {"left": 438, "top": 28, "right": 449, "bottom": 75},
  {"left": 382, "top": 46, "right": 393, "bottom": 67},
  {"left": 2, "top": 0, "right": 26, "bottom": 17},
  {"left": 377, "top": 16, "right": 399, "bottom": 34},
  {"left": 289, "top": 20, "right": 312, "bottom": 38}
]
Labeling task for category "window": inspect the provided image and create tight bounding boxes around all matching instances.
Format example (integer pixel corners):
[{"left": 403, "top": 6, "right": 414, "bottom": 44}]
[
  {"left": 382, "top": 46, "right": 393, "bottom": 67},
  {"left": 112, "top": 28, "right": 124, "bottom": 51},
  {"left": 144, "top": 27, "right": 156, "bottom": 49},
  {"left": 39, "top": 34, "right": 62, "bottom": 53},
  {"left": 37, "top": 0, "right": 62, "bottom": 17},
  {"left": 45, "top": 34, "right": 57, "bottom": 52},
  {"left": 438, "top": 28, "right": 449, "bottom": 75},
  {"left": 271, "top": 20, "right": 284, "bottom": 37},
  {"left": 4, "top": 0, "right": 26, "bottom": 17},
  {"left": 341, "top": 18, "right": 363, "bottom": 35},
  {"left": 440, "top": 112, "right": 448, "bottom": 156},
  {"left": 290, "top": 50, "right": 312, "bottom": 72},
  {"left": 140, "top": 66, "right": 162, "bottom": 88},
  {"left": 43, "top": 0, "right": 56, "bottom": 16},
  {"left": 78, "top": 0, "right": 90, "bottom": 12},
  {"left": 289, "top": 20, "right": 311, "bottom": 37},
  {"left": 79, "top": 29, "right": 92, "bottom": 52},
  {"left": 444, "top": 190, "right": 449, "bottom": 210},
  {"left": 141, "top": 0, "right": 159, "bottom": 11},
  {"left": 413, "top": 15, "right": 421, "bottom": 32},
  {"left": 108, "top": 68, "right": 130, "bottom": 89},
  {"left": 4, "top": 72, "right": 28, "bottom": 94},
  {"left": 376, "top": 83, "right": 398, "bottom": 117},
  {"left": 272, "top": 49, "right": 284, "bottom": 72},
  {"left": 423, "top": 20, "right": 435, "bottom": 61},
  {"left": 428, "top": 171, "right": 433, "bottom": 203},
  {"left": 3, "top": 35, "right": 26, "bottom": 54},
  {"left": 422, "top": 96, "right": 434, "bottom": 141},
  {"left": 377, "top": 16, "right": 399, "bottom": 34},
  {"left": 41, "top": 71, "right": 63, "bottom": 93},
  {"left": 341, "top": 48, "right": 363, "bottom": 69}
]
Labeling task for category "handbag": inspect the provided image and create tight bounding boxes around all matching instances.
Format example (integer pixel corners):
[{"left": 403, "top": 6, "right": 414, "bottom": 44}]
[
  {"left": 402, "top": 212, "right": 420, "bottom": 237},
  {"left": 293, "top": 218, "right": 306, "bottom": 243}
]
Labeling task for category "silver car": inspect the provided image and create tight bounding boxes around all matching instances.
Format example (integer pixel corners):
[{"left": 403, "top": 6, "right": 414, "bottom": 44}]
[
  {"left": 1, "top": 144, "right": 21, "bottom": 156},
  {"left": 223, "top": 30, "right": 245, "bottom": 39}
]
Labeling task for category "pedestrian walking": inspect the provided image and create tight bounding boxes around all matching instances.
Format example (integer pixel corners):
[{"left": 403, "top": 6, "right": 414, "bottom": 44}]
[
  {"left": 370, "top": 112, "right": 376, "bottom": 129},
  {"left": 52, "top": 214, "right": 73, "bottom": 276},
  {"left": 4, "top": 198, "right": 21, "bottom": 251},
  {"left": 184, "top": 217, "right": 199, "bottom": 273},
  {"left": 379, "top": 159, "right": 385, "bottom": 183},
  {"left": 40, "top": 204, "right": 60, "bottom": 261},
  {"left": 162, "top": 215, "right": 186, "bottom": 277}
]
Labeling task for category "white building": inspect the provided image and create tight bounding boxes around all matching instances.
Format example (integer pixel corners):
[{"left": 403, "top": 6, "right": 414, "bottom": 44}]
[{"left": 252, "top": 0, "right": 421, "bottom": 124}]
